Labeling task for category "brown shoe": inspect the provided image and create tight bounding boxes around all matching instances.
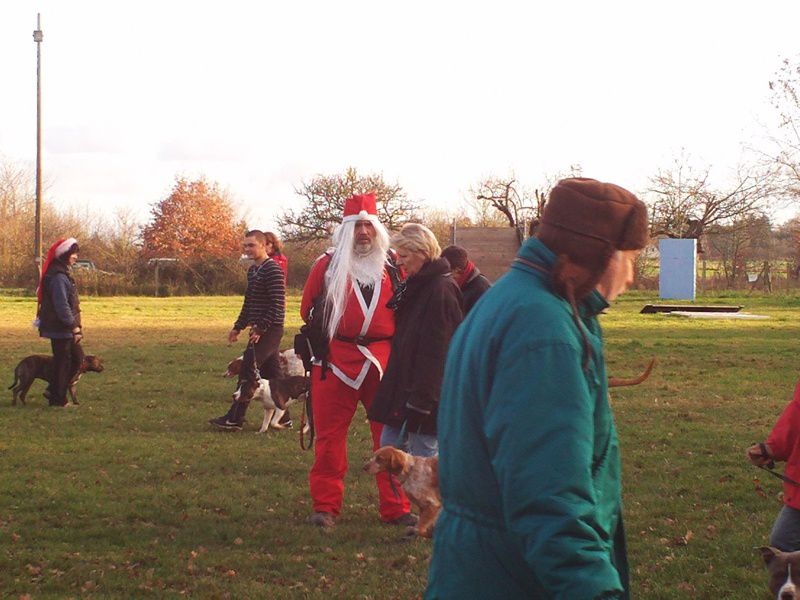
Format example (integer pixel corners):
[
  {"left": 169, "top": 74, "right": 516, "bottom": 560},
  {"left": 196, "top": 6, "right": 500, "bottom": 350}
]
[{"left": 308, "top": 512, "right": 336, "bottom": 528}]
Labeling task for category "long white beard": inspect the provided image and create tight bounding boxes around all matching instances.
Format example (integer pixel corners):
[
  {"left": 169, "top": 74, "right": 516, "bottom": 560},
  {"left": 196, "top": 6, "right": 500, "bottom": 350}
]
[
  {"left": 349, "top": 247, "right": 386, "bottom": 288},
  {"left": 324, "top": 221, "right": 390, "bottom": 341}
]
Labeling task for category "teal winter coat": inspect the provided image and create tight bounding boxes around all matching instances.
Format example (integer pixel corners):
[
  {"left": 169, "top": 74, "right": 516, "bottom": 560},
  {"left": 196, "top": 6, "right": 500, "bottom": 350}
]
[{"left": 425, "top": 238, "right": 629, "bottom": 600}]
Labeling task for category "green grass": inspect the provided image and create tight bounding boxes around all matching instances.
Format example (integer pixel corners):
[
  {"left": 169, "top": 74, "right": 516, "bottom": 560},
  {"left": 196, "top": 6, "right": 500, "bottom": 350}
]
[{"left": 1, "top": 291, "right": 798, "bottom": 598}]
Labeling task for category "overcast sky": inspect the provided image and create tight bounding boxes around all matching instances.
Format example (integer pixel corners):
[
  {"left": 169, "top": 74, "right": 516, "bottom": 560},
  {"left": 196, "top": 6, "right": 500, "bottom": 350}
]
[{"left": 1, "top": 1, "right": 799, "bottom": 230}]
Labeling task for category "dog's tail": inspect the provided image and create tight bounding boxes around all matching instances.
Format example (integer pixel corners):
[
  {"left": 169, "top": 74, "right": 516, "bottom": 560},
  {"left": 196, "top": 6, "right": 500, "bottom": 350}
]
[
  {"left": 8, "top": 371, "right": 19, "bottom": 390},
  {"left": 608, "top": 358, "right": 656, "bottom": 388}
]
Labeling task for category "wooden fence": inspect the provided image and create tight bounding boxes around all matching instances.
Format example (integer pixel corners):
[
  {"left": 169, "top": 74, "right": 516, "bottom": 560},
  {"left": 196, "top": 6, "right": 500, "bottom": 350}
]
[{"left": 450, "top": 226, "right": 520, "bottom": 282}]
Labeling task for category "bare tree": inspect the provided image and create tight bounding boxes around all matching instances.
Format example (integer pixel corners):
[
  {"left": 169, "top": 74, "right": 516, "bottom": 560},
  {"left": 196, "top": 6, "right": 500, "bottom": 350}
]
[
  {"left": 769, "top": 57, "right": 800, "bottom": 198},
  {"left": 705, "top": 214, "right": 772, "bottom": 286},
  {"left": 463, "top": 194, "right": 509, "bottom": 228},
  {"left": 471, "top": 166, "right": 582, "bottom": 243},
  {"left": 417, "top": 206, "right": 474, "bottom": 248},
  {"left": 0, "top": 157, "right": 35, "bottom": 284},
  {"left": 84, "top": 207, "right": 142, "bottom": 277},
  {"left": 278, "top": 167, "right": 419, "bottom": 244},
  {"left": 647, "top": 154, "right": 775, "bottom": 252},
  {"left": 471, "top": 177, "right": 529, "bottom": 244}
]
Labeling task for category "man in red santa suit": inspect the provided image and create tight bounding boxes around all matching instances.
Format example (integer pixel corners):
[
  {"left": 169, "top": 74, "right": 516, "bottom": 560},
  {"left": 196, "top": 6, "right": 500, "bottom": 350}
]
[{"left": 302, "top": 193, "right": 413, "bottom": 528}]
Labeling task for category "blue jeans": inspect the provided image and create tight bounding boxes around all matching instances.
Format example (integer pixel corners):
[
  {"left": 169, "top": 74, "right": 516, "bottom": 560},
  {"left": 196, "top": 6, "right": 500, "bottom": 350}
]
[
  {"left": 771, "top": 505, "right": 800, "bottom": 551},
  {"left": 380, "top": 424, "right": 438, "bottom": 458}
]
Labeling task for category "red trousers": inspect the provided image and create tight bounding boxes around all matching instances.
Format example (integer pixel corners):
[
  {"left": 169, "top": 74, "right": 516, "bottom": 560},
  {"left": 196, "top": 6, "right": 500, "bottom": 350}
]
[{"left": 309, "top": 364, "right": 410, "bottom": 521}]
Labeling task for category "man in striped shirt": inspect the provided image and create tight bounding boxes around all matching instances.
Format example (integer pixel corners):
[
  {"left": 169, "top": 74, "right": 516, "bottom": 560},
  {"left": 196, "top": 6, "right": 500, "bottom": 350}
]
[{"left": 209, "top": 229, "right": 286, "bottom": 431}]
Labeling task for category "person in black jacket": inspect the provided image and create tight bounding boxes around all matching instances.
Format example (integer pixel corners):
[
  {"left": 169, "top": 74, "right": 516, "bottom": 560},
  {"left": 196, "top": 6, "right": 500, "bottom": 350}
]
[
  {"left": 36, "top": 237, "right": 85, "bottom": 407},
  {"left": 441, "top": 245, "right": 491, "bottom": 315},
  {"left": 369, "top": 224, "right": 463, "bottom": 458},
  {"left": 209, "top": 229, "right": 285, "bottom": 431}
]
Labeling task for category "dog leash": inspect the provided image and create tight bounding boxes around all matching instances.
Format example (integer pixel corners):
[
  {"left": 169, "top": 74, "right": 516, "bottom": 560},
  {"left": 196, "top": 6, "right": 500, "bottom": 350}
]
[
  {"left": 299, "top": 367, "right": 315, "bottom": 451},
  {"left": 299, "top": 388, "right": 315, "bottom": 451},
  {"left": 752, "top": 442, "right": 800, "bottom": 487},
  {"left": 756, "top": 465, "right": 800, "bottom": 487},
  {"left": 384, "top": 420, "right": 410, "bottom": 499},
  {"left": 249, "top": 339, "right": 261, "bottom": 381}
]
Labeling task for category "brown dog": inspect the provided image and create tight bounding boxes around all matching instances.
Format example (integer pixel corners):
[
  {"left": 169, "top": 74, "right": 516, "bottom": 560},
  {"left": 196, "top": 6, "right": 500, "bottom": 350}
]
[
  {"left": 759, "top": 547, "right": 800, "bottom": 600},
  {"left": 363, "top": 446, "right": 441, "bottom": 538},
  {"left": 9, "top": 354, "right": 104, "bottom": 406}
]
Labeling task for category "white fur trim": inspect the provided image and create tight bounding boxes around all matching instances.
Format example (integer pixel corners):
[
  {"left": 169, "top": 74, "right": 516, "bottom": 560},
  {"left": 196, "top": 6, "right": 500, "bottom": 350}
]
[
  {"left": 341, "top": 213, "right": 380, "bottom": 224},
  {"left": 329, "top": 361, "right": 373, "bottom": 390},
  {"left": 55, "top": 237, "right": 77, "bottom": 257}
]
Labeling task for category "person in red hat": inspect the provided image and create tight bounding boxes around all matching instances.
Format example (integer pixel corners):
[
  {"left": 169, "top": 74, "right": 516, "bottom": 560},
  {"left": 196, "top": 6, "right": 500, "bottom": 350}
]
[
  {"left": 301, "top": 192, "right": 413, "bottom": 528},
  {"left": 36, "top": 237, "right": 85, "bottom": 407}
]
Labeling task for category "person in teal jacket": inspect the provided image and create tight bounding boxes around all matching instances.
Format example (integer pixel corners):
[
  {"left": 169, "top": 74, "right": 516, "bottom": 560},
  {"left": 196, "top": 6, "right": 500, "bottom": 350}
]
[{"left": 426, "top": 178, "right": 649, "bottom": 600}]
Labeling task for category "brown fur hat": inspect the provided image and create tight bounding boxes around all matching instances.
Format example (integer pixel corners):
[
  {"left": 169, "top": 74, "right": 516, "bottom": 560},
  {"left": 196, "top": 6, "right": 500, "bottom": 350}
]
[{"left": 537, "top": 178, "right": 649, "bottom": 300}]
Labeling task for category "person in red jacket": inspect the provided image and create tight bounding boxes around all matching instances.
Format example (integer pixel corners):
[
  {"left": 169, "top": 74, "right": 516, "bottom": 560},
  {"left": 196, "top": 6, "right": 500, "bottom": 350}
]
[
  {"left": 265, "top": 231, "right": 288, "bottom": 286},
  {"left": 301, "top": 192, "right": 412, "bottom": 529},
  {"left": 748, "top": 380, "right": 800, "bottom": 550}
]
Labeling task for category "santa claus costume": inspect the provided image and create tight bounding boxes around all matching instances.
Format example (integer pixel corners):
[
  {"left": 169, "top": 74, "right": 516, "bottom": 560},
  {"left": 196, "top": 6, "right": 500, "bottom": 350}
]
[{"left": 301, "top": 193, "right": 411, "bottom": 525}]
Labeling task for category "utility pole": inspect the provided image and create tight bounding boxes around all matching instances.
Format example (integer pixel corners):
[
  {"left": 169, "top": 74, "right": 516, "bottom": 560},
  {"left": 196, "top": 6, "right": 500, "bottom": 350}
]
[{"left": 33, "top": 14, "right": 44, "bottom": 277}]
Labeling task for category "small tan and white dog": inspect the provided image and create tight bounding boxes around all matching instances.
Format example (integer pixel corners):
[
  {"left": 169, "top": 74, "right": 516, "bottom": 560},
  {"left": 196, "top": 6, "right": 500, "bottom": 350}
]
[{"left": 363, "top": 446, "right": 441, "bottom": 538}]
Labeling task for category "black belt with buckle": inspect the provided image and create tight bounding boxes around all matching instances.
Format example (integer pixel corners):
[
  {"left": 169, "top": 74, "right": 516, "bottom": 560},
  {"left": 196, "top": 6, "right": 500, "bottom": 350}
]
[{"left": 334, "top": 334, "right": 391, "bottom": 346}]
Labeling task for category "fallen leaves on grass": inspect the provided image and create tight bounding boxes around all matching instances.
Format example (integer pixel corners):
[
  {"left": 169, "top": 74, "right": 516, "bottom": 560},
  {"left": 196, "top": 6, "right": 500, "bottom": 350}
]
[
  {"left": 753, "top": 477, "right": 769, "bottom": 499},
  {"left": 673, "top": 530, "right": 694, "bottom": 546}
]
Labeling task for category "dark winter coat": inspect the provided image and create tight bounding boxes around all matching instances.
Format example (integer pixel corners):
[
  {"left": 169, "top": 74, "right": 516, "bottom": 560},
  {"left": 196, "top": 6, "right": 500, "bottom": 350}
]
[
  {"left": 460, "top": 267, "right": 491, "bottom": 314},
  {"left": 426, "top": 238, "right": 629, "bottom": 599},
  {"left": 369, "top": 257, "right": 463, "bottom": 435},
  {"left": 39, "top": 261, "right": 81, "bottom": 339}
]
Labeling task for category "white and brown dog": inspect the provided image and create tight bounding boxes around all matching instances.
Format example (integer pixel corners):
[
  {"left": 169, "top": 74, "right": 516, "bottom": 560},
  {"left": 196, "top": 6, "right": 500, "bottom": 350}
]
[
  {"left": 232, "top": 374, "right": 309, "bottom": 434},
  {"left": 223, "top": 348, "right": 305, "bottom": 379},
  {"left": 224, "top": 348, "right": 307, "bottom": 432},
  {"left": 363, "top": 446, "right": 441, "bottom": 538},
  {"left": 760, "top": 547, "right": 800, "bottom": 600}
]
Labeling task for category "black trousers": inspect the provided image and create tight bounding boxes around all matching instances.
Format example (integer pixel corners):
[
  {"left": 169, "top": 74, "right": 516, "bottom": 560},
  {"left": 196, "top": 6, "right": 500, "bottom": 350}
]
[
  {"left": 49, "top": 337, "right": 84, "bottom": 406},
  {"left": 225, "top": 326, "right": 284, "bottom": 423}
]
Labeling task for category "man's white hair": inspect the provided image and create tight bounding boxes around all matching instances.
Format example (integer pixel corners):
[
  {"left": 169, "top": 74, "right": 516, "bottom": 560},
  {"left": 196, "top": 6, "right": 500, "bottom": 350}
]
[{"left": 324, "top": 219, "right": 390, "bottom": 341}]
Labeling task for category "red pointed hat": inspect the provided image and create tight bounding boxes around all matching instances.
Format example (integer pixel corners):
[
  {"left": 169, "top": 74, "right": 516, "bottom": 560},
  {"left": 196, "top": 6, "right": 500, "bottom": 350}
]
[
  {"left": 36, "top": 237, "right": 78, "bottom": 303},
  {"left": 342, "top": 192, "right": 378, "bottom": 223}
]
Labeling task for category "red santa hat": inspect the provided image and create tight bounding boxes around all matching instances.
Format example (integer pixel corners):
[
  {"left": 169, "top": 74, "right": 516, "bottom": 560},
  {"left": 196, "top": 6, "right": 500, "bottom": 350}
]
[
  {"left": 36, "top": 237, "right": 78, "bottom": 303},
  {"left": 341, "top": 192, "right": 379, "bottom": 224}
]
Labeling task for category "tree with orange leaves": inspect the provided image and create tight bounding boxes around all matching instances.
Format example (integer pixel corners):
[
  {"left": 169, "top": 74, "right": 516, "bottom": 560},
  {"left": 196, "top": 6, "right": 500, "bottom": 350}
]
[{"left": 141, "top": 176, "right": 246, "bottom": 261}]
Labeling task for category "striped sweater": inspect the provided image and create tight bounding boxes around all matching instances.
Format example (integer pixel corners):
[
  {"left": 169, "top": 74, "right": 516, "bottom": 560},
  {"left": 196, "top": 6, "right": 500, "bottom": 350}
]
[{"left": 233, "top": 258, "right": 286, "bottom": 332}]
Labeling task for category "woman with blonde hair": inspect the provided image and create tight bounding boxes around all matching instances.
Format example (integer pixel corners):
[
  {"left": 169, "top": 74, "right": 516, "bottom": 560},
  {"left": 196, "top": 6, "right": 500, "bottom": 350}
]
[{"left": 369, "top": 223, "right": 463, "bottom": 458}]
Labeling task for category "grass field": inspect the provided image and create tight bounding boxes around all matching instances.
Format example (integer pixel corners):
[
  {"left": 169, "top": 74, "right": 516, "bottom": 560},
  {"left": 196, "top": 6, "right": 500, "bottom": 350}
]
[{"left": 1, "top": 291, "right": 799, "bottom": 598}]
